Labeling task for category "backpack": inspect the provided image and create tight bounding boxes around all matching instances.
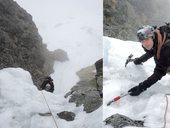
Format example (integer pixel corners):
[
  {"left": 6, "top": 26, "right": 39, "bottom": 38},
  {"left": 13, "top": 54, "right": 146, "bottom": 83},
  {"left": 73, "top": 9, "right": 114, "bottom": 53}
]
[
  {"left": 158, "top": 23, "right": 170, "bottom": 38},
  {"left": 154, "top": 23, "right": 170, "bottom": 73},
  {"left": 154, "top": 23, "right": 170, "bottom": 59}
]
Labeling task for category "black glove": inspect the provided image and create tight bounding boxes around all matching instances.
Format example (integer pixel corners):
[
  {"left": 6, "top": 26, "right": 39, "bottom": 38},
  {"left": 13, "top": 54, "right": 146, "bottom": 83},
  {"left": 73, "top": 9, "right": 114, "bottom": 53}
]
[
  {"left": 128, "top": 83, "right": 146, "bottom": 96},
  {"left": 133, "top": 58, "right": 142, "bottom": 65}
]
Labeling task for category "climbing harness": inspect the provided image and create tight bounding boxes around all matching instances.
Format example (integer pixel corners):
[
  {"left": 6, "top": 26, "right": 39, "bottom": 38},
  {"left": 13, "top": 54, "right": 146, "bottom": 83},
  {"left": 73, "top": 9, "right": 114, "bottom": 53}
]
[
  {"left": 163, "top": 94, "right": 170, "bottom": 128},
  {"left": 41, "top": 91, "right": 58, "bottom": 128}
]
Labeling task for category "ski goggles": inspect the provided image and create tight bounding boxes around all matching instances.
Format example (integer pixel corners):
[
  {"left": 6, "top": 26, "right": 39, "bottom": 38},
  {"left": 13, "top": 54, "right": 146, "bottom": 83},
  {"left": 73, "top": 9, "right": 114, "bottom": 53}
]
[
  {"left": 137, "top": 32, "right": 153, "bottom": 42},
  {"left": 137, "top": 26, "right": 153, "bottom": 42},
  {"left": 137, "top": 33, "right": 147, "bottom": 42}
]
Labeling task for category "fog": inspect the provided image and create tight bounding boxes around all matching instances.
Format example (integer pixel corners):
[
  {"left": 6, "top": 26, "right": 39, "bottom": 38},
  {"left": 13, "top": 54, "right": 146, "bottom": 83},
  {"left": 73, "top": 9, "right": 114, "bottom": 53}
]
[{"left": 14, "top": 0, "right": 103, "bottom": 93}]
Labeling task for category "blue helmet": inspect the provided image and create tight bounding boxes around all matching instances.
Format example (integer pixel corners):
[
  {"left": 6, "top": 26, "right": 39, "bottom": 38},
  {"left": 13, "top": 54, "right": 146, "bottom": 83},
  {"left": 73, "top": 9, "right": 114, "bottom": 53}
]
[{"left": 137, "top": 25, "right": 154, "bottom": 42}]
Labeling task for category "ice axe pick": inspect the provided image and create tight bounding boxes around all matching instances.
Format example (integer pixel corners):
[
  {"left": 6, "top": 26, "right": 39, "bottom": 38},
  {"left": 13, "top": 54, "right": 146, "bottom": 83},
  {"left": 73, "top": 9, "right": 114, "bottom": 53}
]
[{"left": 125, "top": 54, "right": 134, "bottom": 67}]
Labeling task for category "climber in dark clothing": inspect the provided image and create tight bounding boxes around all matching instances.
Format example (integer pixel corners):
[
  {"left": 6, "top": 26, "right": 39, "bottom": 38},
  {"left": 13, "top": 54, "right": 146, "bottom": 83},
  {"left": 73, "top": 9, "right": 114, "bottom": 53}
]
[
  {"left": 41, "top": 76, "right": 54, "bottom": 93},
  {"left": 128, "top": 25, "right": 170, "bottom": 96}
]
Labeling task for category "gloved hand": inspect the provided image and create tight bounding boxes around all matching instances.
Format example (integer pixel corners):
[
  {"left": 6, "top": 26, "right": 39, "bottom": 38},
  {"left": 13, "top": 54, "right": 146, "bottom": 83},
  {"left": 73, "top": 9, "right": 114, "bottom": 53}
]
[
  {"left": 133, "top": 58, "right": 142, "bottom": 65},
  {"left": 128, "top": 83, "right": 146, "bottom": 96}
]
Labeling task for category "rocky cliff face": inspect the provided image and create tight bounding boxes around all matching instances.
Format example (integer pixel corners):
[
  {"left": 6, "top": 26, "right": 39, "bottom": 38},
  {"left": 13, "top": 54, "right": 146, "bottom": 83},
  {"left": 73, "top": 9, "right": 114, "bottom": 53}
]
[
  {"left": 65, "top": 59, "right": 103, "bottom": 113},
  {"left": 104, "top": 0, "right": 170, "bottom": 40},
  {"left": 0, "top": 0, "right": 68, "bottom": 87}
]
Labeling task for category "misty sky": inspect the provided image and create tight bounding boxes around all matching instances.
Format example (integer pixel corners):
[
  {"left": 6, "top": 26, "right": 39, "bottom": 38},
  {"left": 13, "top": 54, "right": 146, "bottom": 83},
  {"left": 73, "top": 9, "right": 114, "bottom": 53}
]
[
  {"left": 14, "top": 0, "right": 102, "bottom": 31},
  {"left": 14, "top": 0, "right": 103, "bottom": 52}
]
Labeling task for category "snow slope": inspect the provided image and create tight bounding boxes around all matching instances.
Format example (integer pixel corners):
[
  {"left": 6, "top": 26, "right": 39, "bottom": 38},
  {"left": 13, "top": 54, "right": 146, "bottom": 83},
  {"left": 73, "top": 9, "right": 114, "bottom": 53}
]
[
  {"left": 0, "top": 68, "right": 102, "bottom": 128},
  {"left": 103, "top": 37, "right": 170, "bottom": 128}
]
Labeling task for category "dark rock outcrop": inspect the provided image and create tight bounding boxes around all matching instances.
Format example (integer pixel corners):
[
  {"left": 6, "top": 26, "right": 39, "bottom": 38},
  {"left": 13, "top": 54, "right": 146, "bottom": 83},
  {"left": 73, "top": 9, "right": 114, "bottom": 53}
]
[
  {"left": 0, "top": 0, "right": 68, "bottom": 87},
  {"left": 104, "top": 113, "right": 144, "bottom": 128},
  {"left": 95, "top": 59, "right": 103, "bottom": 98},
  {"left": 57, "top": 111, "right": 76, "bottom": 121},
  {"left": 104, "top": 0, "right": 170, "bottom": 40},
  {"left": 65, "top": 59, "right": 103, "bottom": 113}
]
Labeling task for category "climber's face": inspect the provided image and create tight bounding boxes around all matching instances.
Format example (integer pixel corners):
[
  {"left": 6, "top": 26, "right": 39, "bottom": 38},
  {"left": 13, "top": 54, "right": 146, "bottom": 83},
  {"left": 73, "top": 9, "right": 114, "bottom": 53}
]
[{"left": 141, "top": 37, "right": 154, "bottom": 50}]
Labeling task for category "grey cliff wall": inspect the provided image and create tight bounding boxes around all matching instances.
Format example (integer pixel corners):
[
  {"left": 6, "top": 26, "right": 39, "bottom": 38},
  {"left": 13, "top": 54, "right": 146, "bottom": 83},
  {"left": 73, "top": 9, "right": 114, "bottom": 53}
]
[
  {"left": 104, "top": 0, "right": 170, "bottom": 40},
  {"left": 0, "top": 0, "right": 68, "bottom": 87}
]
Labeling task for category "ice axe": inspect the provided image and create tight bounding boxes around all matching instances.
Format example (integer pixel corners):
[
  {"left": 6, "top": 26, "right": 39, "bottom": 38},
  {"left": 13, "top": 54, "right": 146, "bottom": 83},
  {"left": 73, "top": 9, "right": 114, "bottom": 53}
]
[
  {"left": 107, "top": 93, "right": 130, "bottom": 106},
  {"left": 125, "top": 54, "right": 134, "bottom": 67}
]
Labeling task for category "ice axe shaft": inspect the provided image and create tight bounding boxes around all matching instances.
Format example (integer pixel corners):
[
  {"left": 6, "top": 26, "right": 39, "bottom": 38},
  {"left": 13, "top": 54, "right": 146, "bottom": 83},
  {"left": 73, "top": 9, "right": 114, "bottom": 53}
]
[
  {"left": 107, "top": 93, "right": 130, "bottom": 106},
  {"left": 125, "top": 54, "right": 134, "bottom": 67},
  {"left": 113, "top": 93, "right": 129, "bottom": 101}
]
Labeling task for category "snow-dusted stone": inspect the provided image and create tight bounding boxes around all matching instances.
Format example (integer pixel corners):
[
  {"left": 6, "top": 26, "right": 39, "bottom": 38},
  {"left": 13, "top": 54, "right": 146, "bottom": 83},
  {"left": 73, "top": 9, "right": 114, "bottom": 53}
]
[
  {"left": 104, "top": 113, "right": 144, "bottom": 128},
  {"left": 57, "top": 111, "right": 76, "bottom": 121},
  {"left": 65, "top": 60, "right": 103, "bottom": 113}
]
